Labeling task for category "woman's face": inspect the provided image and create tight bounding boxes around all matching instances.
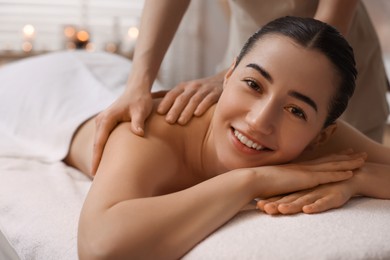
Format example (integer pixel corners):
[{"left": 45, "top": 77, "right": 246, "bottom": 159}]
[{"left": 212, "top": 34, "right": 339, "bottom": 170}]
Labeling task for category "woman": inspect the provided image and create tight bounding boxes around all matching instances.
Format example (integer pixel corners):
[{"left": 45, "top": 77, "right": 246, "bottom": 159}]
[{"left": 62, "top": 17, "right": 390, "bottom": 259}]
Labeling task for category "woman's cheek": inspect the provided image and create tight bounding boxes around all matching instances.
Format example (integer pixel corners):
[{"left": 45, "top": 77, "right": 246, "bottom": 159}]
[{"left": 280, "top": 133, "right": 312, "bottom": 161}]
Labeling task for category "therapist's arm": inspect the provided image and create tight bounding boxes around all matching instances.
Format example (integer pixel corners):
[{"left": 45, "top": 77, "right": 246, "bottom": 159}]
[
  {"left": 130, "top": 0, "right": 191, "bottom": 90},
  {"left": 314, "top": 0, "right": 359, "bottom": 36},
  {"left": 92, "top": 0, "right": 191, "bottom": 174}
]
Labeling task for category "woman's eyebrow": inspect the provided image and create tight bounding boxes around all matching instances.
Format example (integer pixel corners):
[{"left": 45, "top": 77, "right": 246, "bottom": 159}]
[
  {"left": 288, "top": 90, "right": 318, "bottom": 112},
  {"left": 246, "top": 63, "right": 273, "bottom": 83},
  {"left": 246, "top": 63, "right": 318, "bottom": 112}
]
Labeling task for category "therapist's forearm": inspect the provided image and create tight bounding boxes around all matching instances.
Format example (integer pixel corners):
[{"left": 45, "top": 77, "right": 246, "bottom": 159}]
[
  {"left": 128, "top": 0, "right": 191, "bottom": 91},
  {"left": 315, "top": 0, "right": 359, "bottom": 36}
]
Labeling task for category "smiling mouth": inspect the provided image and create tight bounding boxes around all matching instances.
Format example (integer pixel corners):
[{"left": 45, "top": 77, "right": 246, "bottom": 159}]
[{"left": 233, "top": 128, "right": 272, "bottom": 151}]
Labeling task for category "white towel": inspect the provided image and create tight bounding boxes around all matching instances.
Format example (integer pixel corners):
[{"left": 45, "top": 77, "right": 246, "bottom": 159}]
[
  {"left": 184, "top": 198, "right": 390, "bottom": 259},
  {"left": 0, "top": 157, "right": 90, "bottom": 260},
  {"left": 0, "top": 51, "right": 163, "bottom": 162}
]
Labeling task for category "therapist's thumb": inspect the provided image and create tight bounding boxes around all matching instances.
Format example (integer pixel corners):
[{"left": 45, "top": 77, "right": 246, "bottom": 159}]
[{"left": 130, "top": 110, "right": 147, "bottom": 136}]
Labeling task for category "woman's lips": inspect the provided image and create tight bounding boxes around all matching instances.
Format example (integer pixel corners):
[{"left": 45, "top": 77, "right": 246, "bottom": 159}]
[{"left": 231, "top": 127, "right": 272, "bottom": 152}]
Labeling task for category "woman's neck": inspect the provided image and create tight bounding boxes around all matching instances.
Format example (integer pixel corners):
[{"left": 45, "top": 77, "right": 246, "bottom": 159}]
[{"left": 181, "top": 105, "right": 225, "bottom": 181}]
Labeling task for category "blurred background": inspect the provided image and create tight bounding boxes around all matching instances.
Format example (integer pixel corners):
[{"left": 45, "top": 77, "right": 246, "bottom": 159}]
[
  {"left": 0, "top": 0, "right": 389, "bottom": 86},
  {"left": 0, "top": 0, "right": 229, "bottom": 88},
  {"left": 0, "top": 0, "right": 389, "bottom": 143}
]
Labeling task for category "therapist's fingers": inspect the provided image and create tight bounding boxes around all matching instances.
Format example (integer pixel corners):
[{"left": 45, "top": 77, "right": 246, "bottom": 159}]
[
  {"left": 159, "top": 82, "right": 223, "bottom": 125},
  {"left": 177, "top": 85, "right": 221, "bottom": 124},
  {"left": 177, "top": 89, "right": 209, "bottom": 125},
  {"left": 126, "top": 91, "right": 154, "bottom": 136},
  {"left": 160, "top": 84, "right": 197, "bottom": 124},
  {"left": 92, "top": 112, "right": 121, "bottom": 174},
  {"left": 129, "top": 105, "right": 152, "bottom": 136},
  {"left": 193, "top": 86, "right": 222, "bottom": 116},
  {"left": 151, "top": 90, "right": 168, "bottom": 99},
  {"left": 166, "top": 88, "right": 197, "bottom": 124},
  {"left": 91, "top": 91, "right": 154, "bottom": 174},
  {"left": 157, "top": 85, "right": 184, "bottom": 116}
]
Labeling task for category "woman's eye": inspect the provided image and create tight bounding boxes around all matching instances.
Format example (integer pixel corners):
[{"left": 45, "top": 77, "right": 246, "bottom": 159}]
[
  {"left": 244, "top": 79, "right": 262, "bottom": 93},
  {"left": 286, "top": 106, "right": 307, "bottom": 120}
]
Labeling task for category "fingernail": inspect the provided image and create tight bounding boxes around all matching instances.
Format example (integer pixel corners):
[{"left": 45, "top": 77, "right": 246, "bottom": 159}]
[
  {"left": 178, "top": 117, "right": 186, "bottom": 125},
  {"left": 166, "top": 115, "right": 174, "bottom": 123},
  {"left": 157, "top": 107, "right": 164, "bottom": 114}
]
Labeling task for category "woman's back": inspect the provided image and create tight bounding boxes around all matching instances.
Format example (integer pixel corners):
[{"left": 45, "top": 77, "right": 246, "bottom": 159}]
[{"left": 66, "top": 99, "right": 217, "bottom": 191}]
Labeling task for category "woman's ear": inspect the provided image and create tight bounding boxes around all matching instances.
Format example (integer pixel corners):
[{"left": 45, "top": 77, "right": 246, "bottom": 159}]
[
  {"left": 307, "top": 123, "right": 338, "bottom": 150},
  {"left": 223, "top": 58, "right": 237, "bottom": 88}
]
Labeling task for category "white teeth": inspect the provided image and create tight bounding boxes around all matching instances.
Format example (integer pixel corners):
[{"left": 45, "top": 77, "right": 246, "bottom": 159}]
[{"left": 234, "top": 129, "right": 265, "bottom": 151}]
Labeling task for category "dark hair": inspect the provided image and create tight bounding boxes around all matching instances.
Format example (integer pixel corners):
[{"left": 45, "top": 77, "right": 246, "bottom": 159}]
[{"left": 235, "top": 16, "right": 357, "bottom": 128}]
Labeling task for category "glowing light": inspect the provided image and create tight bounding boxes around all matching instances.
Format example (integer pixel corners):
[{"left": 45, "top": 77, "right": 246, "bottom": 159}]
[
  {"left": 86, "top": 43, "right": 95, "bottom": 52},
  {"left": 66, "top": 42, "right": 76, "bottom": 49},
  {"left": 128, "top": 26, "right": 139, "bottom": 40},
  {"left": 105, "top": 42, "right": 118, "bottom": 53},
  {"left": 23, "top": 24, "right": 35, "bottom": 38},
  {"left": 76, "top": 30, "right": 90, "bottom": 42},
  {"left": 22, "top": 41, "right": 33, "bottom": 52},
  {"left": 64, "top": 26, "right": 76, "bottom": 38}
]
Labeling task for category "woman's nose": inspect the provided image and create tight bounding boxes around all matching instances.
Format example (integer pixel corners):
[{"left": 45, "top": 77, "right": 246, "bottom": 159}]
[{"left": 246, "top": 100, "right": 277, "bottom": 135}]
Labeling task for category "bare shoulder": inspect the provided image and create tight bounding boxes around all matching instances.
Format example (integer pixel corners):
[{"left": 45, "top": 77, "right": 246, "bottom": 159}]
[
  {"left": 304, "top": 120, "right": 390, "bottom": 164},
  {"left": 87, "top": 117, "right": 183, "bottom": 209}
]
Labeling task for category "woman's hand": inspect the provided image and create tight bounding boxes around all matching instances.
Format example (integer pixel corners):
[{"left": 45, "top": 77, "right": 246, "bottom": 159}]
[
  {"left": 256, "top": 181, "right": 355, "bottom": 215},
  {"left": 157, "top": 70, "right": 225, "bottom": 125},
  {"left": 252, "top": 151, "right": 366, "bottom": 205},
  {"left": 257, "top": 156, "right": 390, "bottom": 215}
]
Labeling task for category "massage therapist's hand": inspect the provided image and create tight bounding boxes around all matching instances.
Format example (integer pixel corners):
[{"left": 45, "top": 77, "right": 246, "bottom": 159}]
[
  {"left": 251, "top": 151, "right": 366, "bottom": 203},
  {"left": 157, "top": 70, "right": 225, "bottom": 125},
  {"left": 92, "top": 87, "right": 153, "bottom": 174}
]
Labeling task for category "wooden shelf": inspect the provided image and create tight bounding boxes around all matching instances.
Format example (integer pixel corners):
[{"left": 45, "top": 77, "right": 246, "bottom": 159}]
[
  {"left": 0, "top": 49, "right": 133, "bottom": 67},
  {"left": 0, "top": 51, "right": 48, "bottom": 66}
]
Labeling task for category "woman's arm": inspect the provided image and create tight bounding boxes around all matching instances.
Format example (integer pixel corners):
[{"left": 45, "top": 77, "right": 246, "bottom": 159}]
[
  {"left": 315, "top": 120, "right": 390, "bottom": 164},
  {"left": 78, "top": 123, "right": 363, "bottom": 259},
  {"left": 328, "top": 122, "right": 390, "bottom": 198},
  {"left": 257, "top": 121, "right": 390, "bottom": 215}
]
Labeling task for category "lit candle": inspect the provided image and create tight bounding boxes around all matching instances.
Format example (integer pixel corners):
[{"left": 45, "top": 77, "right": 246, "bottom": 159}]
[
  {"left": 64, "top": 26, "right": 76, "bottom": 39},
  {"left": 128, "top": 26, "right": 139, "bottom": 41},
  {"left": 76, "top": 30, "right": 90, "bottom": 43},
  {"left": 23, "top": 24, "right": 35, "bottom": 40}
]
